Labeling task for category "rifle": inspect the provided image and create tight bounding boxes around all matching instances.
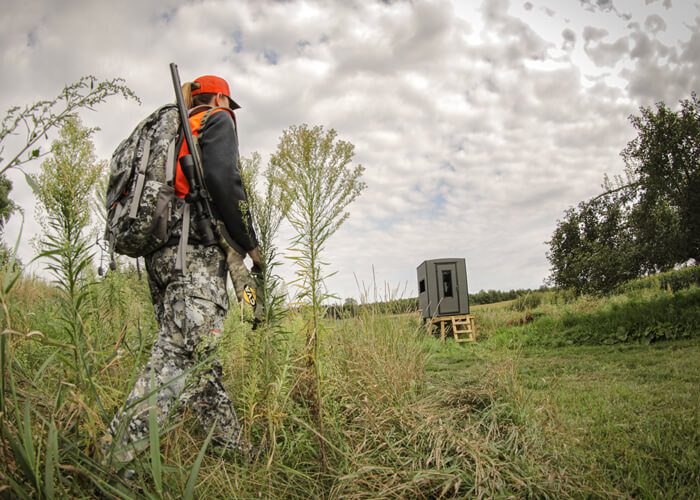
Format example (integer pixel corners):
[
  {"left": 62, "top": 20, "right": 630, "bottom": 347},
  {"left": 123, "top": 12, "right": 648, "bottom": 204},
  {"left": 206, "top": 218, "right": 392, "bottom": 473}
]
[
  {"left": 169, "top": 64, "right": 217, "bottom": 247},
  {"left": 169, "top": 63, "right": 260, "bottom": 312}
]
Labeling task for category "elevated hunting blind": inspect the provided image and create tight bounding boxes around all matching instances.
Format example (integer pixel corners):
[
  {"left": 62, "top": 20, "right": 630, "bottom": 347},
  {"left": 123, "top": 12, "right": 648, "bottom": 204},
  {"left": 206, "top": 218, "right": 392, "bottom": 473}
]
[
  {"left": 417, "top": 258, "right": 476, "bottom": 342},
  {"left": 417, "top": 258, "right": 470, "bottom": 319}
]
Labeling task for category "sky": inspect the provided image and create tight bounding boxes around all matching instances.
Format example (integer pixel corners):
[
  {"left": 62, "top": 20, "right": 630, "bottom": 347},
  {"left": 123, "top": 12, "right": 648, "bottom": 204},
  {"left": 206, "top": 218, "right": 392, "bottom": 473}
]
[{"left": 1, "top": 0, "right": 699, "bottom": 302}]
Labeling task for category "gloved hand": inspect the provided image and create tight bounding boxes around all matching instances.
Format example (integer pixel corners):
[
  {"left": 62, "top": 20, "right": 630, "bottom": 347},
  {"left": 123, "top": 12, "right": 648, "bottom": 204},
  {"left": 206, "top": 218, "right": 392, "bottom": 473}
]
[
  {"left": 248, "top": 247, "right": 265, "bottom": 278},
  {"left": 251, "top": 263, "right": 264, "bottom": 279}
]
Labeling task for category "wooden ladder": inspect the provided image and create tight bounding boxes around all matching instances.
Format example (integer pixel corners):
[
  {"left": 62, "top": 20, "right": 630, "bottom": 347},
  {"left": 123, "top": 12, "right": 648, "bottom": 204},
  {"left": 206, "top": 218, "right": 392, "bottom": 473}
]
[
  {"left": 451, "top": 315, "right": 477, "bottom": 343},
  {"left": 432, "top": 314, "right": 477, "bottom": 342}
]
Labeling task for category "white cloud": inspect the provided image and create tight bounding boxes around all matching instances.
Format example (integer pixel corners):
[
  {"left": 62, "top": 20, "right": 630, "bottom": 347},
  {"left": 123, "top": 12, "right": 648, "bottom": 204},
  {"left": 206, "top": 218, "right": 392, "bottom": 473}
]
[{"left": 1, "top": 0, "right": 699, "bottom": 301}]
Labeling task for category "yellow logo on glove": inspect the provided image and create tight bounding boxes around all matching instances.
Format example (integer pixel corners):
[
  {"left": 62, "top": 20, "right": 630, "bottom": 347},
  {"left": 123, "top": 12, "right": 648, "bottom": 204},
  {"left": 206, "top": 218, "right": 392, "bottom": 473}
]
[{"left": 243, "top": 285, "right": 257, "bottom": 307}]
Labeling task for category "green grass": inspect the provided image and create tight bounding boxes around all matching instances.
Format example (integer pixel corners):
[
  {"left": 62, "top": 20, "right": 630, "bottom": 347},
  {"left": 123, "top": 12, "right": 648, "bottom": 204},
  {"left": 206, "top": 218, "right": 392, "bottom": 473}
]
[
  {"left": 2, "top": 268, "right": 699, "bottom": 498},
  {"left": 517, "top": 340, "right": 700, "bottom": 498},
  {"left": 426, "top": 287, "right": 700, "bottom": 499}
]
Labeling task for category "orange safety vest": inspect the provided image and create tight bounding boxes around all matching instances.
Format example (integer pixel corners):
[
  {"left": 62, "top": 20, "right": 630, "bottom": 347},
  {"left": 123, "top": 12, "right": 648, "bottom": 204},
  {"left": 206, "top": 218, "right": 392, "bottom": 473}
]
[{"left": 175, "top": 106, "right": 236, "bottom": 198}]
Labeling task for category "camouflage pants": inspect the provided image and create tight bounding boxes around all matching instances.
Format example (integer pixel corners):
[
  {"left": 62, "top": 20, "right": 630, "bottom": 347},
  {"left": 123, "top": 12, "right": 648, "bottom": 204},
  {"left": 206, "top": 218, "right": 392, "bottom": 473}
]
[{"left": 105, "top": 244, "right": 242, "bottom": 464}]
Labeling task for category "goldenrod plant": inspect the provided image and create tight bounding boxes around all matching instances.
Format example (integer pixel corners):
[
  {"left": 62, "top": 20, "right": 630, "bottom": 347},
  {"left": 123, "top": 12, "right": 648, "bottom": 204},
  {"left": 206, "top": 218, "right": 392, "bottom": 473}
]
[
  {"left": 239, "top": 152, "right": 291, "bottom": 461},
  {"left": 33, "top": 117, "right": 104, "bottom": 407},
  {"left": 270, "top": 124, "right": 366, "bottom": 468}
]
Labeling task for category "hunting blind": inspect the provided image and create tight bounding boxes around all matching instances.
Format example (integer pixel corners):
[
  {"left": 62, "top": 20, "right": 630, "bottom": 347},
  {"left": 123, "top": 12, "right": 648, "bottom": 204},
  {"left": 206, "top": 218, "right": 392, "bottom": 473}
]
[{"left": 417, "top": 258, "right": 476, "bottom": 342}]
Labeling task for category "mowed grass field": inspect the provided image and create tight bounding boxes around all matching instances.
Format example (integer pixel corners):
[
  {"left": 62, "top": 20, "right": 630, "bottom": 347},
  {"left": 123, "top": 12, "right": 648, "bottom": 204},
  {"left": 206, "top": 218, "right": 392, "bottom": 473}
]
[{"left": 425, "top": 292, "right": 700, "bottom": 498}]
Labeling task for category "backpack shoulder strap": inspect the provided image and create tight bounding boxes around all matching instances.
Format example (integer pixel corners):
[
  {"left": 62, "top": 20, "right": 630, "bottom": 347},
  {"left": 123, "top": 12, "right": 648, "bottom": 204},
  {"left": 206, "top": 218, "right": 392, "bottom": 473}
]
[{"left": 199, "top": 106, "right": 238, "bottom": 140}]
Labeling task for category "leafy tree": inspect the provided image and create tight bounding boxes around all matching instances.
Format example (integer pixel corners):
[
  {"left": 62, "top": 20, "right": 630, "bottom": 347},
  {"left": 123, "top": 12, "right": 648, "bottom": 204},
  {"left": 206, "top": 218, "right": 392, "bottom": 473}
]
[
  {"left": 622, "top": 92, "right": 700, "bottom": 263},
  {"left": 627, "top": 195, "right": 684, "bottom": 273},
  {"left": 270, "top": 124, "right": 365, "bottom": 467},
  {"left": 547, "top": 187, "right": 639, "bottom": 295},
  {"left": 548, "top": 93, "right": 700, "bottom": 294}
]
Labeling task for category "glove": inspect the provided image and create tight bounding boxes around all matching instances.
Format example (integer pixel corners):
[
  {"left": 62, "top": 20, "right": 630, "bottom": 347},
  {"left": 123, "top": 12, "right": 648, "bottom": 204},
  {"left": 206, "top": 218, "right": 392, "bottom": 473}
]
[{"left": 251, "top": 262, "right": 264, "bottom": 279}]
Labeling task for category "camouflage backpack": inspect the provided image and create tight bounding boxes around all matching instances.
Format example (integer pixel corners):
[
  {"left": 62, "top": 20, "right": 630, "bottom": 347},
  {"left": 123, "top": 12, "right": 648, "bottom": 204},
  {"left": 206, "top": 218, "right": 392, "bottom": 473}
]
[{"left": 104, "top": 104, "right": 181, "bottom": 259}]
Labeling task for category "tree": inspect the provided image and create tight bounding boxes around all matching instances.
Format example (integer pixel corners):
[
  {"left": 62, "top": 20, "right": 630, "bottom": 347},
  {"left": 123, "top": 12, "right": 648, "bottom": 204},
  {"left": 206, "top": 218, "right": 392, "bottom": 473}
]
[
  {"left": 548, "top": 93, "right": 700, "bottom": 294},
  {"left": 270, "top": 124, "right": 365, "bottom": 467},
  {"left": 622, "top": 92, "right": 700, "bottom": 263},
  {"left": 546, "top": 186, "right": 640, "bottom": 295}
]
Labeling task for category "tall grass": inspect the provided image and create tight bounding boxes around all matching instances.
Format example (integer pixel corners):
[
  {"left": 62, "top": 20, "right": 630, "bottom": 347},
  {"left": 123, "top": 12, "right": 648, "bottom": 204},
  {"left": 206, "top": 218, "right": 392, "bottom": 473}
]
[
  {"left": 2, "top": 258, "right": 598, "bottom": 498},
  {"left": 477, "top": 284, "right": 700, "bottom": 348}
]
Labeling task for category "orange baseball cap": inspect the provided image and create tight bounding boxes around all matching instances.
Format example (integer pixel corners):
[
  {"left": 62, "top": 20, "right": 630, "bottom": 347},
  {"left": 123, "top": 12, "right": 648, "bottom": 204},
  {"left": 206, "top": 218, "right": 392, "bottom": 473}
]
[{"left": 192, "top": 75, "right": 241, "bottom": 110}]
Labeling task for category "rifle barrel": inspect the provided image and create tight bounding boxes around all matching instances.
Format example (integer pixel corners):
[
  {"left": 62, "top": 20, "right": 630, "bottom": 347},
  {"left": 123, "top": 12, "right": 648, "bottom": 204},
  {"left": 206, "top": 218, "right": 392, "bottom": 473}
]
[{"left": 169, "top": 63, "right": 202, "bottom": 169}]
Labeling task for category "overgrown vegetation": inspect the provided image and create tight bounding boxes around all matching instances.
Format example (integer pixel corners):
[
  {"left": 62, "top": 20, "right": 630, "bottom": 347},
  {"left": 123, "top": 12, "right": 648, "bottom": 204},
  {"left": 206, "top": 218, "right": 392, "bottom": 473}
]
[
  {"left": 476, "top": 272, "right": 700, "bottom": 349},
  {"left": 0, "top": 76, "right": 138, "bottom": 250},
  {"left": 270, "top": 123, "right": 366, "bottom": 468},
  {"left": 3, "top": 259, "right": 697, "bottom": 497},
  {"left": 615, "top": 264, "right": 700, "bottom": 295}
]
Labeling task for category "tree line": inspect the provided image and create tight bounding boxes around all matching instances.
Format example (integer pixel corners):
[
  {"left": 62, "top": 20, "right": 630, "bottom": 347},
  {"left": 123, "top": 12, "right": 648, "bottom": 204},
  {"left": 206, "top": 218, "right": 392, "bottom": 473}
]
[
  {"left": 325, "top": 288, "right": 543, "bottom": 318},
  {"left": 547, "top": 93, "right": 699, "bottom": 295}
]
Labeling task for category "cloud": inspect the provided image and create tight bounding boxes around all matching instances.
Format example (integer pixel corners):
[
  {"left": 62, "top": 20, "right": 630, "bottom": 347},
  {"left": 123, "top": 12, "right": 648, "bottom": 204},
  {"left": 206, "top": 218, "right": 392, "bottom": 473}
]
[
  {"left": 644, "top": 14, "right": 667, "bottom": 33},
  {"left": 579, "top": 0, "right": 632, "bottom": 20},
  {"left": 0, "top": 0, "right": 698, "bottom": 299},
  {"left": 618, "top": 16, "right": 698, "bottom": 103},
  {"left": 680, "top": 22, "right": 700, "bottom": 64},
  {"left": 562, "top": 28, "right": 577, "bottom": 50},
  {"left": 582, "top": 25, "right": 609, "bottom": 43},
  {"left": 585, "top": 35, "right": 629, "bottom": 66}
]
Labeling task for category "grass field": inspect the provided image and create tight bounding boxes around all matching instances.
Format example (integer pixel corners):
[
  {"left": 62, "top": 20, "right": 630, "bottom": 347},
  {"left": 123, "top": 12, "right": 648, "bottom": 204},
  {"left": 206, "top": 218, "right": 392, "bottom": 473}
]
[
  {"left": 427, "top": 324, "right": 700, "bottom": 498},
  {"left": 1, "top": 267, "right": 698, "bottom": 498}
]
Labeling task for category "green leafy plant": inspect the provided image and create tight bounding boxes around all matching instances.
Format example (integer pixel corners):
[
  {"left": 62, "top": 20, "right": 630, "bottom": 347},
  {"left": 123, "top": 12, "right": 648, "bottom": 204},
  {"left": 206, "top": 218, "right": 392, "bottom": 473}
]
[
  {"left": 0, "top": 76, "right": 138, "bottom": 177},
  {"left": 33, "top": 116, "right": 103, "bottom": 403},
  {"left": 547, "top": 92, "right": 700, "bottom": 295},
  {"left": 616, "top": 265, "right": 700, "bottom": 295},
  {"left": 0, "top": 75, "right": 138, "bottom": 248},
  {"left": 239, "top": 152, "right": 292, "bottom": 460},
  {"left": 270, "top": 124, "right": 365, "bottom": 468}
]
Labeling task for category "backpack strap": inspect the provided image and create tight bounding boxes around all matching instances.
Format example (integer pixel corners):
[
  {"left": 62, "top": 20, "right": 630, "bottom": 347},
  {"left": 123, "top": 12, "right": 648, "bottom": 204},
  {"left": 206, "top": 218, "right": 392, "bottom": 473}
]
[
  {"left": 199, "top": 106, "right": 238, "bottom": 140},
  {"left": 128, "top": 138, "right": 151, "bottom": 219},
  {"left": 174, "top": 203, "right": 191, "bottom": 274},
  {"left": 164, "top": 138, "right": 177, "bottom": 187}
]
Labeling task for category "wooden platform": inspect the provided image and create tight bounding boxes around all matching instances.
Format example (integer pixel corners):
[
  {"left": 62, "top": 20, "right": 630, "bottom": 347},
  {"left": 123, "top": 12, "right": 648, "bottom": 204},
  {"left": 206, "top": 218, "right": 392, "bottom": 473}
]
[{"left": 429, "top": 314, "right": 477, "bottom": 343}]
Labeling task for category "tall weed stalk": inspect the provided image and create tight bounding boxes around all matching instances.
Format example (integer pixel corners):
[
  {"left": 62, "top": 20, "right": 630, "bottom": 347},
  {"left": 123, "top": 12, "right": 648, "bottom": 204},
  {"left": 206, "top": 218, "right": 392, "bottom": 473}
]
[
  {"left": 240, "top": 153, "right": 291, "bottom": 463},
  {"left": 270, "top": 125, "right": 365, "bottom": 468},
  {"left": 0, "top": 222, "right": 122, "bottom": 498},
  {"left": 34, "top": 117, "right": 103, "bottom": 414}
]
